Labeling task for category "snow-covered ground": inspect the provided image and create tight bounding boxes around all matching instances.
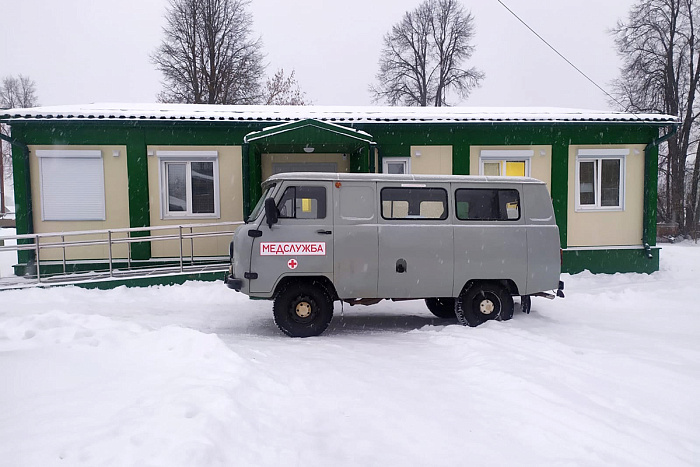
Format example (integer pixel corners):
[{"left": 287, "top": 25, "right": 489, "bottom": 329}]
[
  {"left": 1, "top": 243, "right": 699, "bottom": 466},
  {"left": 0, "top": 228, "right": 17, "bottom": 278}
]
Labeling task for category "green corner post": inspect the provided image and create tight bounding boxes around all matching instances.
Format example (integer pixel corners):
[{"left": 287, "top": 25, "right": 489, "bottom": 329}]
[
  {"left": 125, "top": 129, "right": 151, "bottom": 260},
  {"left": 242, "top": 142, "right": 250, "bottom": 219}
]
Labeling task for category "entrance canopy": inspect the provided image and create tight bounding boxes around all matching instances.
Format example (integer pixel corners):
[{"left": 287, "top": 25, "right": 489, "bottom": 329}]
[
  {"left": 243, "top": 118, "right": 374, "bottom": 154},
  {"left": 241, "top": 119, "right": 376, "bottom": 216}
]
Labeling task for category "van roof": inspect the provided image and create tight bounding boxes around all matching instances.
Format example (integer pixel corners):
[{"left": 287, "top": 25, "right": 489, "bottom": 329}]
[{"left": 263, "top": 172, "right": 546, "bottom": 185}]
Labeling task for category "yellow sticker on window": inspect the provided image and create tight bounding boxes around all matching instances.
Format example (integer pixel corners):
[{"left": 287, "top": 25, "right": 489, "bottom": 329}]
[
  {"left": 302, "top": 198, "right": 312, "bottom": 212},
  {"left": 506, "top": 161, "right": 526, "bottom": 177}
]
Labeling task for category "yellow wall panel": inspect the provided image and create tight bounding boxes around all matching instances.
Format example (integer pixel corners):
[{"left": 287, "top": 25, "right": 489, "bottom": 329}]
[
  {"left": 147, "top": 145, "right": 243, "bottom": 258},
  {"left": 567, "top": 145, "right": 645, "bottom": 247},
  {"left": 409, "top": 146, "right": 453, "bottom": 175},
  {"left": 29, "top": 145, "right": 130, "bottom": 261}
]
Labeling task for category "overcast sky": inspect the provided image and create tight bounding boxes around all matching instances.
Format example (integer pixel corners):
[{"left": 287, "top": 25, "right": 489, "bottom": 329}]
[{"left": 0, "top": 0, "right": 637, "bottom": 110}]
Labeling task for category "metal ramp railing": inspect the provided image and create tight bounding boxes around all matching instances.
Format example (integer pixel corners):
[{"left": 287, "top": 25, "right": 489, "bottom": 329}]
[{"left": 0, "top": 221, "right": 243, "bottom": 290}]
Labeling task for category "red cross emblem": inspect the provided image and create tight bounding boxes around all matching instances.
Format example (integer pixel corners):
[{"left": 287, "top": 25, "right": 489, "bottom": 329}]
[{"left": 287, "top": 258, "right": 298, "bottom": 270}]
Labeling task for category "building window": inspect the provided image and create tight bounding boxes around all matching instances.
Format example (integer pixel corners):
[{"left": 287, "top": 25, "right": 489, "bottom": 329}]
[
  {"left": 575, "top": 149, "right": 627, "bottom": 211},
  {"left": 479, "top": 149, "right": 532, "bottom": 177},
  {"left": 36, "top": 149, "right": 106, "bottom": 221},
  {"left": 383, "top": 157, "right": 411, "bottom": 174},
  {"left": 381, "top": 187, "right": 448, "bottom": 220},
  {"left": 277, "top": 186, "right": 327, "bottom": 219},
  {"left": 157, "top": 151, "right": 220, "bottom": 219},
  {"left": 455, "top": 188, "right": 521, "bottom": 221}
]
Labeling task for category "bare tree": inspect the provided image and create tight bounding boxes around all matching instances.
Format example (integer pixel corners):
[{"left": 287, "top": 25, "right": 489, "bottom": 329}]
[
  {"left": 0, "top": 75, "right": 38, "bottom": 109},
  {"left": 1, "top": 75, "right": 39, "bottom": 214},
  {"left": 612, "top": 0, "right": 700, "bottom": 234},
  {"left": 152, "top": 0, "right": 264, "bottom": 104},
  {"left": 370, "top": 0, "right": 484, "bottom": 107},
  {"left": 262, "top": 68, "right": 308, "bottom": 105}
]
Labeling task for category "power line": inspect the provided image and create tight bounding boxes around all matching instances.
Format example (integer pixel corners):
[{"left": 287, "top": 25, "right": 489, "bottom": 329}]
[{"left": 496, "top": 0, "right": 628, "bottom": 111}]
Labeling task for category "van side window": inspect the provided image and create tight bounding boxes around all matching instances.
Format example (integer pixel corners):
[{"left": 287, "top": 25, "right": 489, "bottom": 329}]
[
  {"left": 455, "top": 188, "right": 521, "bottom": 221},
  {"left": 381, "top": 187, "right": 448, "bottom": 220},
  {"left": 277, "top": 186, "right": 327, "bottom": 219}
]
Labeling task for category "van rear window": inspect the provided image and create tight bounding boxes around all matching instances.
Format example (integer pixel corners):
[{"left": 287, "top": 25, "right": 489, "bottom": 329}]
[
  {"left": 455, "top": 188, "right": 521, "bottom": 221},
  {"left": 381, "top": 187, "right": 448, "bottom": 220}
]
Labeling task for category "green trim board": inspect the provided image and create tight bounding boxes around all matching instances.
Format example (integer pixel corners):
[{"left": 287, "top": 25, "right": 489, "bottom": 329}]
[
  {"left": 125, "top": 128, "right": 151, "bottom": 259},
  {"left": 8, "top": 127, "right": 33, "bottom": 264},
  {"left": 562, "top": 247, "right": 660, "bottom": 274}
]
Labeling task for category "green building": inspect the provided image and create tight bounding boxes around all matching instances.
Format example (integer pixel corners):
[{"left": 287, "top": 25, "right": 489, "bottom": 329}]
[{"left": 1, "top": 103, "right": 676, "bottom": 277}]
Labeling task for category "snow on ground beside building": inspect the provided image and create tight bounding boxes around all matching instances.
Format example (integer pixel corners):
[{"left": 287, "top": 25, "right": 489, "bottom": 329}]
[
  {"left": 1, "top": 243, "right": 699, "bottom": 466},
  {"left": 0, "top": 228, "right": 17, "bottom": 278}
]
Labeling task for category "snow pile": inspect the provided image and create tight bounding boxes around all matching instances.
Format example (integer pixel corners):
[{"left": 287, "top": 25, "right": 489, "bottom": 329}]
[
  {"left": 1, "top": 243, "right": 699, "bottom": 466},
  {"left": 0, "top": 312, "right": 250, "bottom": 466}
]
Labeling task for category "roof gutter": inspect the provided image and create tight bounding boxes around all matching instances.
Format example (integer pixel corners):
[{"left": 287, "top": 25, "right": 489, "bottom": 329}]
[{"left": 643, "top": 123, "right": 679, "bottom": 258}]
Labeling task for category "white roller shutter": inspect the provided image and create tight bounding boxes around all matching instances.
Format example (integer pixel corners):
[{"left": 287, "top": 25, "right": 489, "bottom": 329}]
[{"left": 37, "top": 150, "right": 106, "bottom": 221}]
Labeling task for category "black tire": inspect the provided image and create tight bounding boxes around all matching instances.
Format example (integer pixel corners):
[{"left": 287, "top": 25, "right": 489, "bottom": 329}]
[
  {"left": 455, "top": 282, "right": 514, "bottom": 327},
  {"left": 425, "top": 297, "right": 457, "bottom": 319},
  {"left": 273, "top": 282, "right": 334, "bottom": 337}
]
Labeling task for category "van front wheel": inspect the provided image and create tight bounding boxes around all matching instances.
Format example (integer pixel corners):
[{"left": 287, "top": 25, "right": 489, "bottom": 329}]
[
  {"left": 455, "top": 282, "right": 514, "bottom": 327},
  {"left": 425, "top": 298, "right": 456, "bottom": 318},
  {"left": 273, "top": 283, "right": 334, "bottom": 337}
]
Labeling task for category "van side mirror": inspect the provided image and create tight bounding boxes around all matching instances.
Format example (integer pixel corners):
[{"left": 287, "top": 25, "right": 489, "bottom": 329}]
[{"left": 264, "top": 198, "right": 278, "bottom": 228}]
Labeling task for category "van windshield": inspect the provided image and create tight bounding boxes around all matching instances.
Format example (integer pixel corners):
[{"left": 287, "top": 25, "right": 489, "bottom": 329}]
[{"left": 246, "top": 184, "right": 275, "bottom": 223}]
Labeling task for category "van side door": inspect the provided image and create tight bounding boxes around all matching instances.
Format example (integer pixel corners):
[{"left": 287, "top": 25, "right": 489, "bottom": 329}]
[
  {"left": 377, "top": 182, "right": 454, "bottom": 298},
  {"left": 332, "top": 182, "right": 379, "bottom": 299},
  {"left": 452, "top": 184, "right": 527, "bottom": 296},
  {"left": 523, "top": 183, "right": 561, "bottom": 294},
  {"left": 249, "top": 181, "right": 334, "bottom": 295}
]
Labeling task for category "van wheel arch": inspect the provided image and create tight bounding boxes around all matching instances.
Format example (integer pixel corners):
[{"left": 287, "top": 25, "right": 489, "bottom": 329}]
[
  {"left": 273, "top": 276, "right": 338, "bottom": 302},
  {"left": 459, "top": 279, "right": 519, "bottom": 297}
]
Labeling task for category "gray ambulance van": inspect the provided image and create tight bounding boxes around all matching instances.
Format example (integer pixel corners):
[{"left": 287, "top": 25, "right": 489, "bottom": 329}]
[{"left": 226, "top": 173, "right": 564, "bottom": 337}]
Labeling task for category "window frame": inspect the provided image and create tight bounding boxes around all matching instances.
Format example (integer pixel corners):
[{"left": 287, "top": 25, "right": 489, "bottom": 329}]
[
  {"left": 575, "top": 148, "right": 627, "bottom": 212},
  {"left": 276, "top": 185, "right": 328, "bottom": 220},
  {"left": 380, "top": 186, "right": 449, "bottom": 221},
  {"left": 36, "top": 149, "right": 106, "bottom": 221},
  {"left": 382, "top": 157, "right": 411, "bottom": 174},
  {"left": 479, "top": 149, "right": 533, "bottom": 177},
  {"left": 454, "top": 188, "right": 522, "bottom": 222},
  {"left": 157, "top": 150, "right": 220, "bottom": 220}
]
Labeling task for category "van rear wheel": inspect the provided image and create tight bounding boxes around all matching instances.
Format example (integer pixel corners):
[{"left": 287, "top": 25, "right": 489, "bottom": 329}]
[
  {"left": 425, "top": 298, "right": 456, "bottom": 319},
  {"left": 455, "top": 282, "right": 514, "bottom": 327},
  {"left": 273, "top": 282, "right": 334, "bottom": 337}
]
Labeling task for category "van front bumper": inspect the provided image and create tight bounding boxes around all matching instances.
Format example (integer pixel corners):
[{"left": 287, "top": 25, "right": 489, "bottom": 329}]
[{"left": 225, "top": 274, "right": 243, "bottom": 291}]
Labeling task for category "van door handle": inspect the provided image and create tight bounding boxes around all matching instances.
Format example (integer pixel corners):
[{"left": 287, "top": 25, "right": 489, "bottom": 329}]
[{"left": 316, "top": 229, "right": 332, "bottom": 235}]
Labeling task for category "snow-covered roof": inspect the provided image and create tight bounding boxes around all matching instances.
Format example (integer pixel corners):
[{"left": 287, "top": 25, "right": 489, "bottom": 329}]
[{"left": 0, "top": 102, "right": 677, "bottom": 124}]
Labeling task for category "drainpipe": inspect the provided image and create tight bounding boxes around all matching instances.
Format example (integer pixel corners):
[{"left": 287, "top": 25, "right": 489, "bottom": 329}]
[{"left": 643, "top": 123, "right": 678, "bottom": 258}]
